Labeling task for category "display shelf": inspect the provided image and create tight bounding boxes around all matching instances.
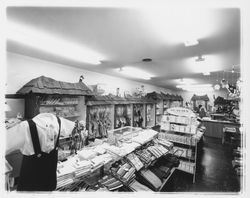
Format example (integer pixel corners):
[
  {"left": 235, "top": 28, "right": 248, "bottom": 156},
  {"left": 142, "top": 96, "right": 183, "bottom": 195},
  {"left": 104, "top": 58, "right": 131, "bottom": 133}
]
[
  {"left": 160, "top": 107, "right": 202, "bottom": 183},
  {"left": 40, "top": 103, "right": 78, "bottom": 107}
]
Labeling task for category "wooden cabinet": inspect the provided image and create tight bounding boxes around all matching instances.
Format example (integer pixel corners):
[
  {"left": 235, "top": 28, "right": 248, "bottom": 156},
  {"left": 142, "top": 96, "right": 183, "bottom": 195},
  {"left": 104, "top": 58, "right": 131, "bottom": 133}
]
[
  {"left": 86, "top": 95, "right": 156, "bottom": 138},
  {"left": 24, "top": 94, "right": 85, "bottom": 121}
]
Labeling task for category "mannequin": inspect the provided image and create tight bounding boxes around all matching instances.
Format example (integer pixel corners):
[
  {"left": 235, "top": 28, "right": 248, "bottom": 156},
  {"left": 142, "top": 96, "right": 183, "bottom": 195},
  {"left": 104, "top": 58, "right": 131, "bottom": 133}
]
[{"left": 6, "top": 113, "right": 75, "bottom": 191}]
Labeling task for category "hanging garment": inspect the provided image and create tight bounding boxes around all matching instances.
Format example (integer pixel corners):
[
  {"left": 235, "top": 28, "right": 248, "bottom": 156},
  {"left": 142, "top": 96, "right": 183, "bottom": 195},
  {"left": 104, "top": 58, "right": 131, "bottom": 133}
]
[{"left": 17, "top": 117, "right": 61, "bottom": 191}]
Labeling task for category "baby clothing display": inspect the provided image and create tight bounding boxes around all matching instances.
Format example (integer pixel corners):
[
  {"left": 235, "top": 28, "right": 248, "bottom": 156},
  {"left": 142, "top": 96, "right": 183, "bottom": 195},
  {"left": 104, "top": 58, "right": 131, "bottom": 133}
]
[{"left": 17, "top": 115, "right": 62, "bottom": 191}]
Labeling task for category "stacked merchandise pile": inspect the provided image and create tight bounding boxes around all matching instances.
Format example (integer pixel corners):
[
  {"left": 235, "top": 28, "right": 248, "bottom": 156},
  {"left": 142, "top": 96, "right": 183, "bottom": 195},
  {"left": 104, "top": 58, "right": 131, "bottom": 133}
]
[
  {"left": 110, "top": 160, "right": 136, "bottom": 185},
  {"left": 149, "top": 155, "right": 179, "bottom": 183},
  {"left": 57, "top": 159, "right": 76, "bottom": 188},
  {"left": 128, "top": 179, "right": 153, "bottom": 191},
  {"left": 126, "top": 153, "right": 144, "bottom": 171},
  {"left": 147, "top": 144, "right": 169, "bottom": 158},
  {"left": 135, "top": 149, "right": 153, "bottom": 167},
  {"left": 91, "top": 153, "right": 113, "bottom": 171},
  {"left": 153, "top": 138, "right": 173, "bottom": 150},
  {"left": 73, "top": 160, "right": 92, "bottom": 178},
  {"left": 137, "top": 169, "right": 162, "bottom": 191},
  {"left": 132, "top": 129, "right": 158, "bottom": 145},
  {"left": 98, "top": 174, "right": 123, "bottom": 191}
]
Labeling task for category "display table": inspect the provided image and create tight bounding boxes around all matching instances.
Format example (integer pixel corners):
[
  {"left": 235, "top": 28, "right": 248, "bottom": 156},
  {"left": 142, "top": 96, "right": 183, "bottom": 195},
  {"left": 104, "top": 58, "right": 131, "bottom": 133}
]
[{"left": 202, "top": 119, "right": 240, "bottom": 139}]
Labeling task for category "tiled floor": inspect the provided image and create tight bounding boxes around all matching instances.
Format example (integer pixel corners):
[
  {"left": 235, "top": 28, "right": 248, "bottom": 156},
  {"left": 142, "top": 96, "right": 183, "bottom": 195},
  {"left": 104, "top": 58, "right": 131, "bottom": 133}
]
[{"left": 162, "top": 136, "right": 241, "bottom": 193}]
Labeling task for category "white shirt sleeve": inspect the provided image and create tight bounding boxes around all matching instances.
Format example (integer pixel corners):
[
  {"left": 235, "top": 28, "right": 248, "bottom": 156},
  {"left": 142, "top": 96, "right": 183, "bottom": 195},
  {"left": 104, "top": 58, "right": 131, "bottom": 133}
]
[{"left": 6, "top": 113, "right": 76, "bottom": 156}]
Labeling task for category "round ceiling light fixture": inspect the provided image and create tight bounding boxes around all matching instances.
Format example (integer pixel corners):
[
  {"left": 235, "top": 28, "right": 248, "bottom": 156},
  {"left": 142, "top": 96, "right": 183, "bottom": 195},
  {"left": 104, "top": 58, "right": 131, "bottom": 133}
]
[{"left": 142, "top": 58, "right": 152, "bottom": 62}]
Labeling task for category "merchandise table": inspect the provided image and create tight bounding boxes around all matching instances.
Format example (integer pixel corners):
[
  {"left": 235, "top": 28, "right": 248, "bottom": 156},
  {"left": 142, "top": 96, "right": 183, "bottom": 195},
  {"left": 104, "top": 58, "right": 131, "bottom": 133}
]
[{"left": 56, "top": 127, "right": 176, "bottom": 191}]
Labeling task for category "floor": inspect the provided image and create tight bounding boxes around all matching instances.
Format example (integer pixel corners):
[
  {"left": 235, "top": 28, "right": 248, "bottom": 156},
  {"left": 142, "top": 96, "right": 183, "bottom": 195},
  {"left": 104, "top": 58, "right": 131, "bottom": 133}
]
[{"left": 162, "top": 136, "right": 241, "bottom": 193}]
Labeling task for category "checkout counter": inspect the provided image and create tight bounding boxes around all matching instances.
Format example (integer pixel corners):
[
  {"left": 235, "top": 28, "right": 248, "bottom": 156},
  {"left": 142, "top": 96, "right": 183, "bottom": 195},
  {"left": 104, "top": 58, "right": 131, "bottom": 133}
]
[{"left": 202, "top": 117, "right": 240, "bottom": 139}]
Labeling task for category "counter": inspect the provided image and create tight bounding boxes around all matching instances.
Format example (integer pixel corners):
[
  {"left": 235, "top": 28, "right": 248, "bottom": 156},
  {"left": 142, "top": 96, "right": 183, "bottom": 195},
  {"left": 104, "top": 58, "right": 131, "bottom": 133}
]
[{"left": 202, "top": 119, "right": 240, "bottom": 138}]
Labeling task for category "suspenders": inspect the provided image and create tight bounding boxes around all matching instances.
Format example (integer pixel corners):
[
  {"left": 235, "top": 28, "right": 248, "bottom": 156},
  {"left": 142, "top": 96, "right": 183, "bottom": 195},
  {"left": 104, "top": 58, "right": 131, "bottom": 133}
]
[{"left": 27, "top": 116, "right": 61, "bottom": 157}]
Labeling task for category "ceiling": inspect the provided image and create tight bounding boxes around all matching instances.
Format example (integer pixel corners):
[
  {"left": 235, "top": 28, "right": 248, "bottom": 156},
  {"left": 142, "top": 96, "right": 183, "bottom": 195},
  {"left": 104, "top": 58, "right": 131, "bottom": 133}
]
[{"left": 6, "top": 6, "right": 241, "bottom": 91}]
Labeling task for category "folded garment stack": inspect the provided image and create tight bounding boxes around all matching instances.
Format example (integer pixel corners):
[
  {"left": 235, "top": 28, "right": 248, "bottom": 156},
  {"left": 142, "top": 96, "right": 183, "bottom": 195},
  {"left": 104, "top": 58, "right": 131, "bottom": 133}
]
[
  {"left": 135, "top": 149, "right": 153, "bottom": 166},
  {"left": 128, "top": 179, "right": 153, "bottom": 191},
  {"left": 132, "top": 129, "right": 158, "bottom": 145},
  {"left": 91, "top": 153, "right": 113, "bottom": 169},
  {"left": 57, "top": 160, "right": 76, "bottom": 188},
  {"left": 111, "top": 161, "right": 136, "bottom": 184},
  {"left": 138, "top": 169, "right": 162, "bottom": 191},
  {"left": 126, "top": 153, "right": 144, "bottom": 171},
  {"left": 154, "top": 138, "right": 173, "bottom": 150},
  {"left": 77, "top": 149, "right": 98, "bottom": 161},
  {"left": 146, "top": 144, "right": 168, "bottom": 158},
  {"left": 150, "top": 164, "right": 171, "bottom": 180},
  {"left": 73, "top": 160, "right": 92, "bottom": 178},
  {"left": 99, "top": 175, "right": 123, "bottom": 191}
]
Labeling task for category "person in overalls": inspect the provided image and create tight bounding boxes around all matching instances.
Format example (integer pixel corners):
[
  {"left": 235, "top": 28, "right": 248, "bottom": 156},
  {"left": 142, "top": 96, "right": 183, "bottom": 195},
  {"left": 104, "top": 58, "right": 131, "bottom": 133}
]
[{"left": 5, "top": 113, "right": 75, "bottom": 191}]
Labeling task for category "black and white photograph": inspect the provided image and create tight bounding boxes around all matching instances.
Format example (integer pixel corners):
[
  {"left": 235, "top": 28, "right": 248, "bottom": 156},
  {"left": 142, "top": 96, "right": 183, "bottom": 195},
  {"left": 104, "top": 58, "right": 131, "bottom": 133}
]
[{"left": 1, "top": 0, "right": 249, "bottom": 197}]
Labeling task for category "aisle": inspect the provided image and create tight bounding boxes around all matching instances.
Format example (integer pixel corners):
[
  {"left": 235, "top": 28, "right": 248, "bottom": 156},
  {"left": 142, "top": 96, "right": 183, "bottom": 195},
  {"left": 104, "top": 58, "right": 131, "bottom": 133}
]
[{"left": 163, "top": 136, "right": 241, "bottom": 192}]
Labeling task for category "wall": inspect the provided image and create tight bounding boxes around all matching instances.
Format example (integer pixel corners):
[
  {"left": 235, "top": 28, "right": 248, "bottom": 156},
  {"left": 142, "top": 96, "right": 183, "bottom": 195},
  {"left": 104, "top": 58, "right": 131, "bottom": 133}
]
[{"left": 6, "top": 52, "right": 172, "bottom": 118}]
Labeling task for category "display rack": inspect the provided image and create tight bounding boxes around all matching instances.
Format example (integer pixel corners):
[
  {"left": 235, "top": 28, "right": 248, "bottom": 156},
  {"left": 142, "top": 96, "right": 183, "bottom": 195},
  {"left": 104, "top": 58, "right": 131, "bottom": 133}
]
[{"left": 159, "top": 107, "right": 201, "bottom": 183}]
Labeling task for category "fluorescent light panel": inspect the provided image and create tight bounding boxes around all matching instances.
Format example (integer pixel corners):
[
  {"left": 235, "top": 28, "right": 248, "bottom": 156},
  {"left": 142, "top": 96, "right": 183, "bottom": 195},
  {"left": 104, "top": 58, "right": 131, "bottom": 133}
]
[
  {"left": 7, "top": 21, "right": 104, "bottom": 65},
  {"left": 118, "top": 66, "right": 154, "bottom": 80},
  {"left": 184, "top": 39, "right": 199, "bottom": 47},
  {"left": 176, "top": 84, "right": 212, "bottom": 89}
]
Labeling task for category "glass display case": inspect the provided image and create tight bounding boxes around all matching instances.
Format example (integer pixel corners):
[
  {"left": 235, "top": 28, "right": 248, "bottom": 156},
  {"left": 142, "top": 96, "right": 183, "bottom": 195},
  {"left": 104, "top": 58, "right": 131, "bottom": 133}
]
[
  {"left": 133, "top": 104, "right": 144, "bottom": 128},
  {"left": 115, "top": 104, "right": 132, "bottom": 129},
  {"left": 107, "top": 126, "right": 142, "bottom": 146},
  {"left": 146, "top": 104, "right": 155, "bottom": 128},
  {"left": 87, "top": 105, "right": 113, "bottom": 140}
]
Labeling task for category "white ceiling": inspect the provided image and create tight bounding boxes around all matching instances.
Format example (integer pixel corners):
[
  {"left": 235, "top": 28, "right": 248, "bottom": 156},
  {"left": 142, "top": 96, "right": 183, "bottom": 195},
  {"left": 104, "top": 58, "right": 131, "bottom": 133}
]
[{"left": 6, "top": 6, "right": 241, "bottom": 90}]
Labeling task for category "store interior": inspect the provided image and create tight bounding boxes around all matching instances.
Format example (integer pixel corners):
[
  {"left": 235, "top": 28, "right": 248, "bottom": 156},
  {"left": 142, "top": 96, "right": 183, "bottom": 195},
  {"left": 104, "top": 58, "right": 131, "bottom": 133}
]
[{"left": 4, "top": 4, "right": 243, "bottom": 193}]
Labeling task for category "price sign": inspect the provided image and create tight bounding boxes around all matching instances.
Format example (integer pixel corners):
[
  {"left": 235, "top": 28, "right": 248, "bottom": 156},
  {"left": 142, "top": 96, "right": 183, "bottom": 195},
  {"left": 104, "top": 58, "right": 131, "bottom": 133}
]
[{"left": 166, "top": 107, "right": 196, "bottom": 118}]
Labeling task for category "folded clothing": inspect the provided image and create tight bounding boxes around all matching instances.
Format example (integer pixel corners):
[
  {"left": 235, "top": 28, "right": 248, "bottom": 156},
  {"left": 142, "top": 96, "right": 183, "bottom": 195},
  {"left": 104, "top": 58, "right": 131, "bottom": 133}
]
[
  {"left": 132, "top": 129, "right": 158, "bottom": 145},
  {"left": 150, "top": 165, "right": 171, "bottom": 180},
  {"left": 154, "top": 138, "right": 173, "bottom": 150},
  {"left": 99, "top": 175, "right": 123, "bottom": 191},
  {"left": 129, "top": 180, "right": 153, "bottom": 191},
  {"left": 135, "top": 149, "right": 153, "bottom": 166},
  {"left": 77, "top": 149, "right": 97, "bottom": 160},
  {"left": 138, "top": 169, "right": 162, "bottom": 191},
  {"left": 162, "top": 154, "right": 180, "bottom": 168},
  {"left": 111, "top": 162, "right": 136, "bottom": 184},
  {"left": 147, "top": 146, "right": 163, "bottom": 158},
  {"left": 126, "top": 153, "right": 144, "bottom": 171}
]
